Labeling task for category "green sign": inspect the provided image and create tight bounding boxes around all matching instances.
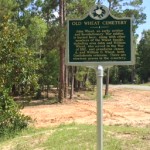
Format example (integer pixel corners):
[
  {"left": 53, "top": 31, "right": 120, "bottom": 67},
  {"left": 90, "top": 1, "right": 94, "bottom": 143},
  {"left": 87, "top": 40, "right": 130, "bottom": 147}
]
[{"left": 66, "top": 4, "right": 134, "bottom": 66}]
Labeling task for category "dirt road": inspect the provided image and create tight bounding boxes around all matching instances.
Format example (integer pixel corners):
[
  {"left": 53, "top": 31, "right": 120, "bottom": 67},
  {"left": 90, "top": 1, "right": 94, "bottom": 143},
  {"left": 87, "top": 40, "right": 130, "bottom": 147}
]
[{"left": 21, "top": 86, "right": 150, "bottom": 127}]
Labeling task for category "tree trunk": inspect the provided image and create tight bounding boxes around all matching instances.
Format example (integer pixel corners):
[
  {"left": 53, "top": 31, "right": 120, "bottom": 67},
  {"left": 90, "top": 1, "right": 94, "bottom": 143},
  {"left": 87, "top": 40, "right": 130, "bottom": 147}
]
[
  {"left": 58, "top": 0, "right": 65, "bottom": 102},
  {"left": 131, "top": 65, "right": 136, "bottom": 83},
  {"left": 47, "top": 85, "right": 49, "bottom": 99},
  {"left": 64, "top": 66, "right": 68, "bottom": 98},
  {"left": 74, "top": 66, "right": 78, "bottom": 91},
  {"left": 70, "top": 66, "right": 74, "bottom": 99},
  {"left": 105, "top": 68, "right": 110, "bottom": 96},
  {"left": 58, "top": 45, "right": 65, "bottom": 102},
  {"left": 104, "top": 3, "right": 111, "bottom": 96},
  {"left": 63, "top": 0, "right": 68, "bottom": 98}
]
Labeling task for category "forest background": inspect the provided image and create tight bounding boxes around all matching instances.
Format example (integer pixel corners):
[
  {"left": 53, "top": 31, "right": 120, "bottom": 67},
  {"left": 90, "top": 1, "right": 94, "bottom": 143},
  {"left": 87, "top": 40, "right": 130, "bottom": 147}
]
[{"left": 0, "top": 0, "right": 150, "bottom": 136}]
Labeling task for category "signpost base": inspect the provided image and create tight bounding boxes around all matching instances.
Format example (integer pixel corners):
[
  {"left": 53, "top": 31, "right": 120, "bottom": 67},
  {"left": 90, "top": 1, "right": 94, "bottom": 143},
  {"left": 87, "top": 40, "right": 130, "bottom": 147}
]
[{"left": 96, "top": 65, "right": 103, "bottom": 150}]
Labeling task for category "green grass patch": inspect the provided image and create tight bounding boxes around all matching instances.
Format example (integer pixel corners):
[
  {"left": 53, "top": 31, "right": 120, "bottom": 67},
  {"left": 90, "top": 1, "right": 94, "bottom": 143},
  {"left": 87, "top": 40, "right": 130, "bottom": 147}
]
[
  {"left": 104, "top": 125, "right": 150, "bottom": 150},
  {"left": 0, "top": 124, "right": 150, "bottom": 150},
  {"left": 103, "top": 94, "right": 111, "bottom": 99},
  {"left": 75, "top": 89, "right": 97, "bottom": 100},
  {"left": 79, "top": 88, "right": 112, "bottom": 101},
  {"left": 85, "top": 90, "right": 97, "bottom": 100},
  {"left": 0, "top": 126, "right": 55, "bottom": 150},
  {"left": 140, "top": 82, "right": 150, "bottom": 86},
  {"left": 43, "top": 123, "right": 96, "bottom": 150}
]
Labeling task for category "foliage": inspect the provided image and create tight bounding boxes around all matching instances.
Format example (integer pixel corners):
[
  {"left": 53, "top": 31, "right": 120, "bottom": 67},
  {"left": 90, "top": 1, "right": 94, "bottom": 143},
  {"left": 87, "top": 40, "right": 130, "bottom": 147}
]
[
  {"left": 38, "top": 49, "right": 59, "bottom": 87},
  {"left": 41, "top": 0, "right": 58, "bottom": 23},
  {"left": 109, "top": 66, "right": 119, "bottom": 84},
  {"left": 88, "top": 68, "right": 96, "bottom": 85},
  {"left": 75, "top": 67, "right": 96, "bottom": 90},
  {"left": 137, "top": 30, "right": 150, "bottom": 82},
  {"left": 0, "top": 9, "right": 38, "bottom": 136},
  {"left": 0, "top": 17, "right": 39, "bottom": 96},
  {"left": 43, "top": 25, "right": 64, "bottom": 51},
  {"left": 27, "top": 16, "right": 48, "bottom": 51},
  {"left": 0, "top": 0, "right": 17, "bottom": 21},
  {"left": 0, "top": 89, "right": 31, "bottom": 137},
  {"left": 66, "top": 0, "right": 95, "bottom": 19},
  {"left": 107, "top": 0, "right": 146, "bottom": 33}
]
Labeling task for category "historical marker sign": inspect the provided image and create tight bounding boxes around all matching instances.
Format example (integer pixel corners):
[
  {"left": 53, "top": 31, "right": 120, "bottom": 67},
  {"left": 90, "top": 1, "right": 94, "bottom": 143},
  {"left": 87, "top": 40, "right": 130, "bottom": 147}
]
[{"left": 66, "top": 4, "right": 134, "bottom": 66}]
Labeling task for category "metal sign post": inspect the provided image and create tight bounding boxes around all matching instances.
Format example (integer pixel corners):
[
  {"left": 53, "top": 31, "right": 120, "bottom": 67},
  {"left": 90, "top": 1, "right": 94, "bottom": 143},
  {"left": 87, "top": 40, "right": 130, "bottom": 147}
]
[{"left": 96, "top": 65, "right": 103, "bottom": 150}]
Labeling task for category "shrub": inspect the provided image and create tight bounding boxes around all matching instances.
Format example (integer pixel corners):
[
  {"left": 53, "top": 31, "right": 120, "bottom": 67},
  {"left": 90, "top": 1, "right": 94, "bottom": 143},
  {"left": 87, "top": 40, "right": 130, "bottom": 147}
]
[{"left": 0, "top": 90, "right": 31, "bottom": 137}]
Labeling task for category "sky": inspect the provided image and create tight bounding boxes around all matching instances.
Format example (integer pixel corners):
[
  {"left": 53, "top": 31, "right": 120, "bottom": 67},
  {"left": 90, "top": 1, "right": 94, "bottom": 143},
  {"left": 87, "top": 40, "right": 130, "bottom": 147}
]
[{"left": 136, "top": 0, "right": 150, "bottom": 39}]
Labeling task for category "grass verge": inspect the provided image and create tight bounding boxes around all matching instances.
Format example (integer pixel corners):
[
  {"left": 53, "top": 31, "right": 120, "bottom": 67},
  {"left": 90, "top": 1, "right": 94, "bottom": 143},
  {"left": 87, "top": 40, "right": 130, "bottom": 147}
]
[{"left": 0, "top": 123, "right": 150, "bottom": 150}]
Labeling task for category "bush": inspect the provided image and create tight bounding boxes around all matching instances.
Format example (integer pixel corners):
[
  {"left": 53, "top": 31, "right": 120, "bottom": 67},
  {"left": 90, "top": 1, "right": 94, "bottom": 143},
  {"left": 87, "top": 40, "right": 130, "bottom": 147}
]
[{"left": 0, "top": 90, "right": 31, "bottom": 137}]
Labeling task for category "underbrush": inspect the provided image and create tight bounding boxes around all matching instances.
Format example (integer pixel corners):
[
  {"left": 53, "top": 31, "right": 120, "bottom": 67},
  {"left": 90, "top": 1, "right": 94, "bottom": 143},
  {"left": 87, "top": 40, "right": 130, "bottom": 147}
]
[{"left": 0, "top": 90, "right": 32, "bottom": 139}]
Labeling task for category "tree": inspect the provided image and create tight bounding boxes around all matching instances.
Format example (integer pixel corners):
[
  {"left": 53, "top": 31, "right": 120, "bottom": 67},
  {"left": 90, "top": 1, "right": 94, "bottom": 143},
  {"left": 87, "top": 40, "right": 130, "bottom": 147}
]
[
  {"left": 37, "top": 49, "right": 59, "bottom": 99},
  {"left": 58, "top": 0, "right": 65, "bottom": 102},
  {"left": 137, "top": 30, "right": 150, "bottom": 82},
  {"left": 66, "top": 0, "right": 95, "bottom": 19},
  {"left": 27, "top": 16, "right": 47, "bottom": 54},
  {"left": 0, "top": 0, "right": 17, "bottom": 21},
  {"left": 0, "top": 12, "right": 38, "bottom": 135},
  {"left": 0, "top": 17, "right": 39, "bottom": 95},
  {"left": 41, "top": 0, "right": 58, "bottom": 25}
]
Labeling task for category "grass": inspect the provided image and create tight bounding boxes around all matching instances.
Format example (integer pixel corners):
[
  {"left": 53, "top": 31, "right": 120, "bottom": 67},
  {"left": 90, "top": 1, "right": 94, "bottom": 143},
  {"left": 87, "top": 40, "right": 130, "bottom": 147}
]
[
  {"left": 43, "top": 124, "right": 96, "bottom": 150},
  {"left": 83, "top": 89, "right": 97, "bottom": 100},
  {"left": 77, "top": 89, "right": 112, "bottom": 101},
  {"left": 140, "top": 82, "right": 150, "bottom": 86},
  {"left": 0, "top": 123, "right": 150, "bottom": 150},
  {"left": 104, "top": 125, "right": 150, "bottom": 150}
]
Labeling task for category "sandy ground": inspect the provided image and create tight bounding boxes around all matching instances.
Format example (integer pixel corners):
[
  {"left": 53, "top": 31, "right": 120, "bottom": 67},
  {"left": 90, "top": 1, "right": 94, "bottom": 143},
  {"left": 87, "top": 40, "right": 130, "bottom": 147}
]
[{"left": 21, "top": 86, "right": 150, "bottom": 128}]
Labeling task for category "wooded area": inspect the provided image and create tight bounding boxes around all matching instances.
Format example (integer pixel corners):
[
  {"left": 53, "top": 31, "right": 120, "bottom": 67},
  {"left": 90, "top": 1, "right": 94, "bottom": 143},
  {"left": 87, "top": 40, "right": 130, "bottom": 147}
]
[{"left": 0, "top": 0, "right": 150, "bottom": 136}]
